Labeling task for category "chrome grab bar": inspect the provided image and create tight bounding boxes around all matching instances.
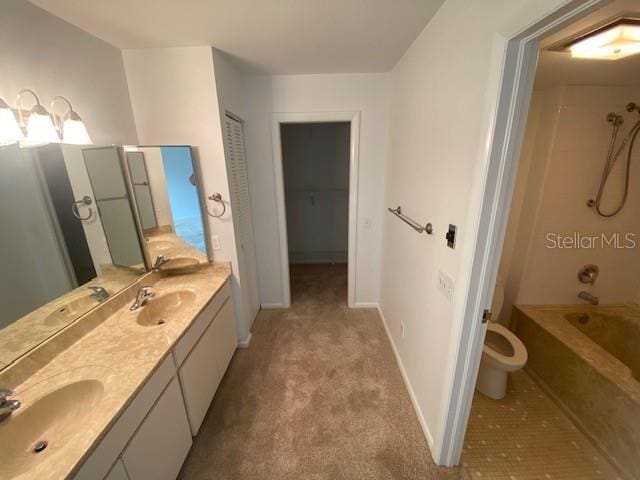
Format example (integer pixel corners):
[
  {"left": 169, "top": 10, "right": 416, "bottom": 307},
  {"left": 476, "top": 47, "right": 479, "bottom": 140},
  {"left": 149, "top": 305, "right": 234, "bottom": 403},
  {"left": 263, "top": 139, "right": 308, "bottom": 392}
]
[
  {"left": 388, "top": 206, "right": 433, "bottom": 234},
  {"left": 71, "top": 195, "right": 93, "bottom": 221}
]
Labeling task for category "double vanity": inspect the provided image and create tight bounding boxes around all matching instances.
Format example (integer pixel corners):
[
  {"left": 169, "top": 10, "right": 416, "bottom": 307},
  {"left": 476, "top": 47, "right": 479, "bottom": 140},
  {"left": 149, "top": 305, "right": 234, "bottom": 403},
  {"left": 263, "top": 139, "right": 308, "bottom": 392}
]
[{"left": 0, "top": 262, "right": 236, "bottom": 480}]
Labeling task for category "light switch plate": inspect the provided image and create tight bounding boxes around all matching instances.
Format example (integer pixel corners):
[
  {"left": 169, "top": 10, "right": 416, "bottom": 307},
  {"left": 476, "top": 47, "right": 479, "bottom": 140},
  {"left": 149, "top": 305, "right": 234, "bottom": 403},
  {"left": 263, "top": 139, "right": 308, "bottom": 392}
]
[
  {"left": 211, "top": 235, "right": 221, "bottom": 251},
  {"left": 438, "top": 270, "right": 455, "bottom": 301}
]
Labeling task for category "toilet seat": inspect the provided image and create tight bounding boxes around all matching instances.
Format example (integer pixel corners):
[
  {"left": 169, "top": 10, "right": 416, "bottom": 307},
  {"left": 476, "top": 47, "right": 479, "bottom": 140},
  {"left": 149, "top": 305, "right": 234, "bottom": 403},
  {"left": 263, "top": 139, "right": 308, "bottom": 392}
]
[{"left": 482, "top": 323, "right": 528, "bottom": 372}]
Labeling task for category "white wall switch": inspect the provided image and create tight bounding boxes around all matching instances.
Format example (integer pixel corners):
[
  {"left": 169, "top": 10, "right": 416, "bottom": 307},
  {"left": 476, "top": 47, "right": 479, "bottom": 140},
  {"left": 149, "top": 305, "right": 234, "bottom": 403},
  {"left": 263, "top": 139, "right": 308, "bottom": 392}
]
[
  {"left": 438, "top": 270, "right": 455, "bottom": 301},
  {"left": 211, "top": 235, "right": 221, "bottom": 251}
]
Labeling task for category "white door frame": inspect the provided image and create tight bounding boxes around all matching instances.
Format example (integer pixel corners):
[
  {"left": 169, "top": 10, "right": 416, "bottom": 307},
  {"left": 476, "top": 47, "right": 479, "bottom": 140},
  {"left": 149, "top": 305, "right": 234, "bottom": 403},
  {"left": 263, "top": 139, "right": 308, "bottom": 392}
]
[
  {"left": 434, "top": 0, "right": 605, "bottom": 466},
  {"left": 271, "top": 111, "right": 360, "bottom": 308}
]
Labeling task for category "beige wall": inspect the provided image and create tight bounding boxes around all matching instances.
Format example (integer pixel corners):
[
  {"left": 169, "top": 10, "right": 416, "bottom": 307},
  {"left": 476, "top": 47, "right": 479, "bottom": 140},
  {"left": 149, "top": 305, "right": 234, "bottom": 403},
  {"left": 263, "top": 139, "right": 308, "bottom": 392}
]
[
  {"left": 122, "top": 47, "right": 252, "bottom": 343},
  {"left": 498, "top": 85, "right": 640, "bottom": 323},
  {"left": 378, "top": 0, "right": 569, "bottom": 457},
  {"left": 0, "top": 0, "right": 137, "bottom": 146},
  {"left": 244, "top": 73, "right": 391, "bottom": 307}
]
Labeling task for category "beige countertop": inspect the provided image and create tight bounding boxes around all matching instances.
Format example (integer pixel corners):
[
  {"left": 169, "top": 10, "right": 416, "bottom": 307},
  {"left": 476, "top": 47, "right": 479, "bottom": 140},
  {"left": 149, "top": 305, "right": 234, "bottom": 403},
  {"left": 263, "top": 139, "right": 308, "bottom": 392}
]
[
  {"left": 0, "top": 262, "right": 232, "bottom": 480},
  {"left": 0, "top": 267, "right": 142, "bottom": 371}
]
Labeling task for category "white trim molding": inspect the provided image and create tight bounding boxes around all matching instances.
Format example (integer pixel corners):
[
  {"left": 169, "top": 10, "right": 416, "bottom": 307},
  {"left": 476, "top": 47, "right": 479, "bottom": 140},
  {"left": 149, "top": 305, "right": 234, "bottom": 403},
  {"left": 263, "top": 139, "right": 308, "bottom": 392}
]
[
  {"left": 433, "top": 0, "right": 606, "bottom": 467},
  {"left": 270, "top": 111, "right": 361, "bottom": 309},
  {"left": 260, "top": 302, "right": 286, "bottom": 309},
  {"left": 237, "top": 332, "right": 252, "bottom": 348}
]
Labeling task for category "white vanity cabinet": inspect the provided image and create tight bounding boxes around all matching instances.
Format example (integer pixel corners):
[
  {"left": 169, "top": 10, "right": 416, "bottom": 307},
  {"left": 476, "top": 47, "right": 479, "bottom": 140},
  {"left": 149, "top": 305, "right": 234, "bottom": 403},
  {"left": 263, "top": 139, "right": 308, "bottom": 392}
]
[
  {"left": 74, "top": 279, "right": 237, "bottom": 480},
  {"left": 176, "top": 281, "right": 237, "bottom": 434},
  {"left": 103, "top": 460, "right": 128, "bottom": 480},
  {"left": 122, "top": 377, "right": 192, "bottom": 480}
]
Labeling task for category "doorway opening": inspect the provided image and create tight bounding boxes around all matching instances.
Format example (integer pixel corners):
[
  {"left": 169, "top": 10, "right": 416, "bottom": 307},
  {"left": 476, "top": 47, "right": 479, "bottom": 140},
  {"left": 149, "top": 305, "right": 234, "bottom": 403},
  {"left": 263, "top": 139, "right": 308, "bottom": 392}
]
[
  {"left": 441, "top": 1, "right": 637, "bottom": 479},
  {"left": 282, "top": 122, "right": 350, "bottom": 306},
  {"left": 271, "top": 112, "right": 360, "bottom": 308}
]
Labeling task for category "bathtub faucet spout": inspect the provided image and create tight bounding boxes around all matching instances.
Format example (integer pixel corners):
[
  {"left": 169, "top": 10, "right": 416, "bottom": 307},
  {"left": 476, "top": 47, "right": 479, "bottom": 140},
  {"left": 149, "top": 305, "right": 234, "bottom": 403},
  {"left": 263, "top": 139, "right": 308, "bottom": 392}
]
[{"left": 578, "top": 291, "right": 599, "bottom": 305}]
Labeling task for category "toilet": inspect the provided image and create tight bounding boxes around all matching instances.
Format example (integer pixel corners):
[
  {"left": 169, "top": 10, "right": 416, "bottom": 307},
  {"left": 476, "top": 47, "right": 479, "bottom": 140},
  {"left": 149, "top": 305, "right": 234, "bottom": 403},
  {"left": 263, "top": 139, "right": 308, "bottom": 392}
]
[{"left": 476, "top": 277, "right": 528, "bottom": 400}]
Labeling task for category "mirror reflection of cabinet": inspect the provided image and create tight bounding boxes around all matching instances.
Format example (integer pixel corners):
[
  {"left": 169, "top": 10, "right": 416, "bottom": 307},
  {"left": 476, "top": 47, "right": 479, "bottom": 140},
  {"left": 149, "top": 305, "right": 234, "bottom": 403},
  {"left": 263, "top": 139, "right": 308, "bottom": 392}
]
[
  {"left": 0, "top": 144, "right": 146, "bottom": 369},
  {"left": 125, "top": 146, "right": 209, "bottom": 263},
  {"left": 83, "top": 147, "right": 146, "bottom": 269}
]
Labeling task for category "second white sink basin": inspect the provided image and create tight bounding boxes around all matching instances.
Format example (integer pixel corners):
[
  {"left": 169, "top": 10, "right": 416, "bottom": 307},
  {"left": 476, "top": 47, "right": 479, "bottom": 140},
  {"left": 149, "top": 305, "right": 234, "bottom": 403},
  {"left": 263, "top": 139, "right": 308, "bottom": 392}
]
[
  {"left": 0, "top": 374, "right": 106, "bottom": 478},
  {"left": 135, "top": 290, "right": 197, "bottom": 327}
]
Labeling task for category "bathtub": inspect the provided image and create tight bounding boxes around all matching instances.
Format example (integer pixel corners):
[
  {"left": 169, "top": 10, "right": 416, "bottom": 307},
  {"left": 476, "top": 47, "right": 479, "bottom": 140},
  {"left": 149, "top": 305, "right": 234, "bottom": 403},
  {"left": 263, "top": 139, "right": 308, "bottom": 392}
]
[{"left": 513, "top": 304, "right": 640, "bottom": 479}]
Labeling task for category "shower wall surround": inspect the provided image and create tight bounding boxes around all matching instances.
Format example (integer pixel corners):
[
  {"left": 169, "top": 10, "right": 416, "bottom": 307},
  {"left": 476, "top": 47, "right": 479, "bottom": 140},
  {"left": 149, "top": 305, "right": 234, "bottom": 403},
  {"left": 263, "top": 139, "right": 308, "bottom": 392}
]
[{"left": 499, "top": 85, "right": 640, "bottom": 324}]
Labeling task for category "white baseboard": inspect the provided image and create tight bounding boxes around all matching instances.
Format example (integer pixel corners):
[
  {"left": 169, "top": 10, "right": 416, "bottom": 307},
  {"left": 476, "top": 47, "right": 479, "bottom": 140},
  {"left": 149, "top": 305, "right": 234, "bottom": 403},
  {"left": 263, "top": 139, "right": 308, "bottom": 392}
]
[
  {"left": 261, "top": 302, "right": 285, "bottom": 309},
  {"left": 377, "top": 305, "right": 435, "bottom": 448},
  {"left": 352, "top": 302, "right": 378, "bottom": 309},
  {"left": 237, "top": 332, "right": 252, "bottom": 348}
]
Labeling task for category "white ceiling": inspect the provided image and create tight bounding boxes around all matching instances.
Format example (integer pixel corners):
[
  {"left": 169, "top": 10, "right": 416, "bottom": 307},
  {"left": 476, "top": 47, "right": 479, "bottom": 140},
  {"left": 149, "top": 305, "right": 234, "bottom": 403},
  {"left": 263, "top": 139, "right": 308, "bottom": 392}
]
[
  {"left": 535, "top": 0, "right": 640, "bottom": 88},
  {"left": 27, "top": 0, "right": 444, "bottom": 74}
]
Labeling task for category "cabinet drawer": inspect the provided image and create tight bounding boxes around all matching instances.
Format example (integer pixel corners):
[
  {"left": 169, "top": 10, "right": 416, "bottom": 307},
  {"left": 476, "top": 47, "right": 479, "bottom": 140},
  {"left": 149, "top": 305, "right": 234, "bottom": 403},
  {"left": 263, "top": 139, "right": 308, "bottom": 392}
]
[
  {"left": 122, "top": 377, "right": 192, "bottom": 480},
  {"left": 173, "top": 280, "right": 230, "bottom": 366}
]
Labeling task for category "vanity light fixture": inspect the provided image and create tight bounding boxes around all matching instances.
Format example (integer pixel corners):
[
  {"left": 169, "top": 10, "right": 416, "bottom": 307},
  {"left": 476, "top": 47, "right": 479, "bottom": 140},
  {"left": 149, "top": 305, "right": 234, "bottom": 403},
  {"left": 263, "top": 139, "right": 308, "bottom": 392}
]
[
  {"left": 0, "top": 97, "right": 25, "bottom": 146},
  {"left": 16, "top": 89, "right": 59, "bottom": 146},
  {"left": 50, "top": 96, "right": 92, "bottom": 145},
  {"left": 566, "top": 18, "right": 640, "bottom": 60}
]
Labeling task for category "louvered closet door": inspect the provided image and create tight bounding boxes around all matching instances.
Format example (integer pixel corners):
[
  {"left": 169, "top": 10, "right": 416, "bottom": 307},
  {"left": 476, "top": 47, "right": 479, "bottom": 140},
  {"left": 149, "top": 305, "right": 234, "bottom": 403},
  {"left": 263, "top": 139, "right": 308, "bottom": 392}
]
[{"left": 224, "top": 115, "right": 260, "bottom": 322}]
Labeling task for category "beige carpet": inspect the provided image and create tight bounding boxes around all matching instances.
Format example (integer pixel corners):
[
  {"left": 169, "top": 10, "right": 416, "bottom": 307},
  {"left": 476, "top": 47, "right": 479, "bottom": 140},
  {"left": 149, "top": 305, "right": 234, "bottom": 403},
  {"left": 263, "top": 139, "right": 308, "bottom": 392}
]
[{"left": 178, "top": 264, "right": 460, "bottom": 480}]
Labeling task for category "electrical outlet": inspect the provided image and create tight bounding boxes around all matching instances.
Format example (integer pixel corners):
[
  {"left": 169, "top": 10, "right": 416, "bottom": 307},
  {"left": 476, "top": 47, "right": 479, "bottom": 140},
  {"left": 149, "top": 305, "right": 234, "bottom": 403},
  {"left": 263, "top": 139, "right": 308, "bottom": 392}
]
[
  {"left": 400, "top": 321, "right": 405, "bottom": 338},
  {"left": 438, "top": 270, "right": 455, "bottom": 301},
  {"left": 211, "top": 235, "right": 221, "bottom": 251}
]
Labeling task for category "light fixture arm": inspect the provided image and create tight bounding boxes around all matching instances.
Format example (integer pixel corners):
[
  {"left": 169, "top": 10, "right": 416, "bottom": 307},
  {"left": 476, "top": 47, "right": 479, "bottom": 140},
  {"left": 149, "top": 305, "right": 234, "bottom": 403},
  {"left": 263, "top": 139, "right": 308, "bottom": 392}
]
[
  {"left": 50, "top": 95, "right": 75, "bottom": 135},
  {"left": 16, "top": 89, "right": 43, "bottom": 127}
]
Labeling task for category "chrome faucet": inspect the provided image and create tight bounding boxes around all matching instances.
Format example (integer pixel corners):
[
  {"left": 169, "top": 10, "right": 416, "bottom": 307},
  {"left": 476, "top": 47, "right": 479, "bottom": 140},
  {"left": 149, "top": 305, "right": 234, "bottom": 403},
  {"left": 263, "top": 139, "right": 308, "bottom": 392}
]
[
  {"left": 578, "top": 291, "right": 599, "bottom": 306},
  {"left": 153, "top": 255, "right": 170, "bottom": 271},
  {"left": 87, "top": 286, "right": 109, "bottom": 302},
  {"left": 0, "top": 389, "right": 21, "bottom": 422},
  {"left": 130, "top": 286, "right": 155, "bottom": 311}
]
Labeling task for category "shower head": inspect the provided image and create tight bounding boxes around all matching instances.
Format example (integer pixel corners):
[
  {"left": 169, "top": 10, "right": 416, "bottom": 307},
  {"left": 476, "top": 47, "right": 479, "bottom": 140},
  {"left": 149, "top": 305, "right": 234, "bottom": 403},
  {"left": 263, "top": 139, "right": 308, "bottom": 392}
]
[{"left": 626, "top": 102, "right": 640, "bottom": 114}]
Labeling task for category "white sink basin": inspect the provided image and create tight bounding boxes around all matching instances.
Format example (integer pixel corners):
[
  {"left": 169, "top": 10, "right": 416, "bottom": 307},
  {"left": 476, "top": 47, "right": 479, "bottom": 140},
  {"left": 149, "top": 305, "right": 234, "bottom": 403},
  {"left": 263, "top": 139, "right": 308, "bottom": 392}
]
[
  {"left": 0, "top": 377, "right": 105, "bottom": 477},
  {"left": 43, "top": 296, "right": 99, "bottom": 327}
]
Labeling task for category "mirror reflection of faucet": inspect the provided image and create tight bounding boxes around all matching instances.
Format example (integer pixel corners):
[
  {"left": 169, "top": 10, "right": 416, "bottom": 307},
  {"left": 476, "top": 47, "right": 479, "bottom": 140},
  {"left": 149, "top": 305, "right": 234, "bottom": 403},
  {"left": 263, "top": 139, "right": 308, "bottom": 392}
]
[
  {"left": 578, "top": 291, "right": 599, "bottom": 306},
  {"left": 87, "top": 286, "right": 109, "bottom": 302},
  {"left": 578, "top": 264, "right": 599, "bottom": 285},
  {"left": 153, "top": 255, "right": 170, "bottom": 271}
]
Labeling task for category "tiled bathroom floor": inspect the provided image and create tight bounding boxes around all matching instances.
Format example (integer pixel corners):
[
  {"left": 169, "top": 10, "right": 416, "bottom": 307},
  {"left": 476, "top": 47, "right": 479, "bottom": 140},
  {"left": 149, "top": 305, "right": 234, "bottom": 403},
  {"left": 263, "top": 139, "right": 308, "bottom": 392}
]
[{"left": 461, "top": 370, "right": 624, "bottom": 480}]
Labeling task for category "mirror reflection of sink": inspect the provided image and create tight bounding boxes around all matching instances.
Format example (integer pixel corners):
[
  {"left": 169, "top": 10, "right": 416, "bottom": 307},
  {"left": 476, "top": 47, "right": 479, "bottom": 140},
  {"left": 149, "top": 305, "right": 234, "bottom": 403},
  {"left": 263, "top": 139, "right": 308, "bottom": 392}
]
[
  {"left": 0, "top": 379, "right": 104, "bottom": 477},
  {"left": 161, "top": 257, "right": 200, "bottom": 274},
  {"left": 43, "top": 296, "right": 99, "bottom": 327},
  {"left": 147, "top": 240, "right": 173, "bottom": 251},
  {"left": 135, "top": 290, "right": 196, "bottom": 327}
]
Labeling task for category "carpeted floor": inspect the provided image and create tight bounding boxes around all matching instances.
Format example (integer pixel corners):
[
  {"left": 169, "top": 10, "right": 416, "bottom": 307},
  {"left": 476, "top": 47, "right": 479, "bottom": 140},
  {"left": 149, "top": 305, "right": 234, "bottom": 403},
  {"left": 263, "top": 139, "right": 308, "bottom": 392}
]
[{"left": 178, "top": 263, "right": 460, "bottom": 480}]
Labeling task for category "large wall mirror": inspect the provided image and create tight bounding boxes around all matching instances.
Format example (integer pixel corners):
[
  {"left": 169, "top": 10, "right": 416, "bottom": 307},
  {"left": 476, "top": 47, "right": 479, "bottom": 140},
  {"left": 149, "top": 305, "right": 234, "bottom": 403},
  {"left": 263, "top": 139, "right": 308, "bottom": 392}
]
[
  {"left": 0, "top": 144, "right": 146, "bottom": 369},
  {"left": 125, "top": 146, "right": 210, "bottom": 265}
]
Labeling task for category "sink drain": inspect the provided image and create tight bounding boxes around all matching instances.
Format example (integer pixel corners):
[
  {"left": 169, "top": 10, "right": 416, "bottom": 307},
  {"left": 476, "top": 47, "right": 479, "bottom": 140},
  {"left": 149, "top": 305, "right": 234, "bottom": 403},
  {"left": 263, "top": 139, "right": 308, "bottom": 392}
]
[
  {"left": 33, "top": 440, "right": 48, "bottom": 453},
  {"left": 157, "top": 319, "right": 166, "bottom": 325},
  {"left": 577, "top": 313, "right": 590, "bottom": 325}
]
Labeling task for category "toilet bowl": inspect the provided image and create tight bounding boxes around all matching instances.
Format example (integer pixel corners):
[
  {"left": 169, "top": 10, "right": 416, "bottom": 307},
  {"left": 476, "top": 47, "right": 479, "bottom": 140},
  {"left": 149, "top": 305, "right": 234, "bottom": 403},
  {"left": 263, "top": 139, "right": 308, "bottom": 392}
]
[{"left": 476, "top": 277, "right": 528, "bottom": 400}]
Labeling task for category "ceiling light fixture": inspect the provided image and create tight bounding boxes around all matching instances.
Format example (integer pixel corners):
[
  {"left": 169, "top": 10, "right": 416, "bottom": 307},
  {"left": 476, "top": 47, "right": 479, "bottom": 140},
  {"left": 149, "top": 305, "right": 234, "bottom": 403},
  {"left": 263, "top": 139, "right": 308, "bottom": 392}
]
[
  {"left": 566, "top": 19, "right": 640, "bottom": 60},
  {"left": 51, "top": 96, "right": 92, "bottom": 145},
  {"left": 16, "top": 89, "right": 60, "bottom": 146},
  {"left": 0, "top": 97, "right": 25, "bottom": 146}
]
